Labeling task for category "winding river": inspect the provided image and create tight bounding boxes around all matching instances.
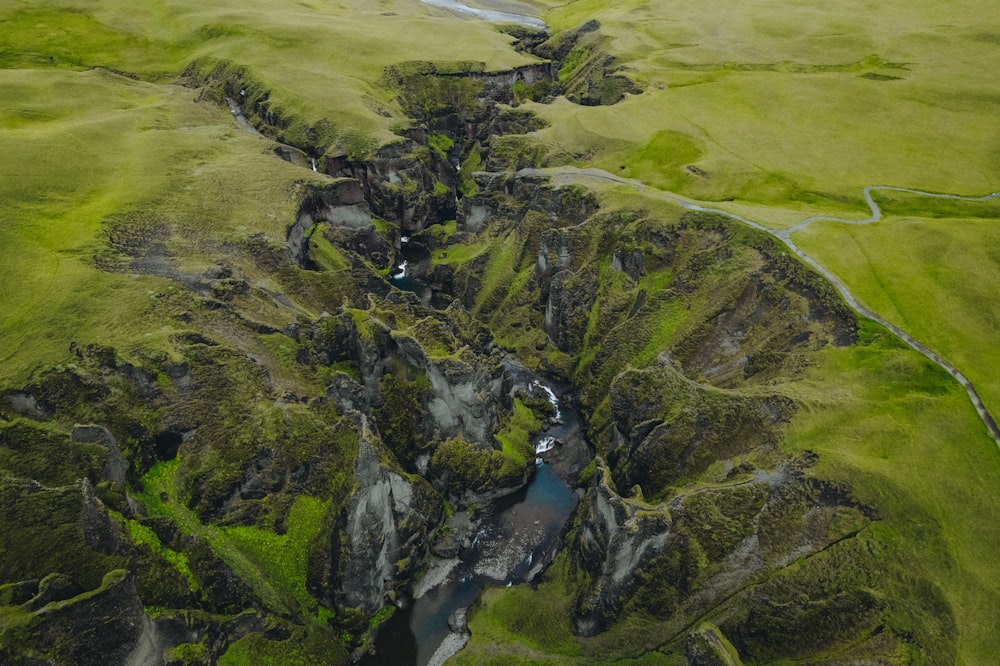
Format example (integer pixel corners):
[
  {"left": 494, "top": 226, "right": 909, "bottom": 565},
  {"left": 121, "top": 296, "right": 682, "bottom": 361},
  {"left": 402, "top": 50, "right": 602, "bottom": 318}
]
[
  {"left": 362, "top": 376, "right": 582, "bottom": 666},
  {"left": 417, "top": 0, "right": 548, "bottom": 31}
]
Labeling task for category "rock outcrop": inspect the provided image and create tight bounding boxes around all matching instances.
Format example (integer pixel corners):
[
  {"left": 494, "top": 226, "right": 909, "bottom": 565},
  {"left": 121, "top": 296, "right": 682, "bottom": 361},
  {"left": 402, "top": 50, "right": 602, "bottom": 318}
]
[
  {"left": 570, "top": 460, "right": 671, "bottom": 636},
  {"left": 0, "top": 570, "right": 145, "bottom": 666},
  {"left": 334, "top": 421, "right": 441, "bottom": 615}
]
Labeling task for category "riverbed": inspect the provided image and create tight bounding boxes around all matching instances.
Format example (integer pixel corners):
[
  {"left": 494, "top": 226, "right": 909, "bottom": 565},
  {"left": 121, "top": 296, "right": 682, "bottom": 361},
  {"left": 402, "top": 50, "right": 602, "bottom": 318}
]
[
  {"left": 417, "top": 0, "right": 548, "bottom": 31},
  {"left": 362, "top": 375, "right": 584, "bottom": 665}
]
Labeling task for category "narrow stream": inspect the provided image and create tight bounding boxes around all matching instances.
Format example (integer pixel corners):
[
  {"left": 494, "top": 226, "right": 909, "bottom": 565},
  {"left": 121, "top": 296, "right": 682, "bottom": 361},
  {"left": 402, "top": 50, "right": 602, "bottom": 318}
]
[
  {"left": 417, "top": 0, "right": 548, "bottom": 31},
  {"left": 362, "top": 378, "right": 582, "bottom": 666},
  {"left": 390, "top": 236, "right": 435, "bottom": 305}
]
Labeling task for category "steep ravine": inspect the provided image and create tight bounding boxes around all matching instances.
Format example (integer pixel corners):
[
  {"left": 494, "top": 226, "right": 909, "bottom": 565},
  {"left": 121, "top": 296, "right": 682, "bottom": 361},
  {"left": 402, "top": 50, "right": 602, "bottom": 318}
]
[
  {"left": 0, "top": 17, "right": 968, "bottom": 666},
  {"left": 362, "top": 377, "right": 583, "bottom": 666},
  {"left": 193, "top": 45, "right": 952, "bottom": 662}
]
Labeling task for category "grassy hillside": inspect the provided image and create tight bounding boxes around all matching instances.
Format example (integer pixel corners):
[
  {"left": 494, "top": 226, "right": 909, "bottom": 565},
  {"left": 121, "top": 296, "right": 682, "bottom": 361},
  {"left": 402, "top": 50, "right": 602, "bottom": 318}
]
[
  {"left": 2, "top": 0, "right": 1000, "bottom": 663},
  {"left": 528, "top": 0, "right": 1000, "bottom": 206},
  {"left": 0, "top": 0, "right": 540, "bottom": 145},
  {"left": 0, "top": 67, "right": 323, "bottom": 385},
  {"left": 795, "top": 201, "right": 1000, "bottom": 420}
]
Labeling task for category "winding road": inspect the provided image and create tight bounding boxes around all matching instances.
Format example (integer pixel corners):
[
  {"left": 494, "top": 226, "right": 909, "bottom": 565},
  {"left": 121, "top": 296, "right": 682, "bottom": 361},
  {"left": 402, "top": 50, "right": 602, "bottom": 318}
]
[{"left": 516, "top": 166, "right": 1000, "bottom": 449}]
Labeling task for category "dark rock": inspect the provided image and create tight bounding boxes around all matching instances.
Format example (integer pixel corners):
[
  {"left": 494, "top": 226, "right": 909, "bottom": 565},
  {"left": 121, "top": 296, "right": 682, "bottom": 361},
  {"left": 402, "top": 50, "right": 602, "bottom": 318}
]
[
  {"left": 685, "top": 624, "right": 744, "bottom": 665},
  {"left": 611, "top": 246, "right": 644, "bottom": 282},
  {"left": 0, "top": 579, "right": 39, "bottom": 606},
  {"left": 80, "top": 479, "right": 122, "bottom": 555},
  {"left": 448, "top": 607, "right": 468, "bottom": 633},
  {"left": 334, "top": 422, "right": 442, "bottom": 614},
  {"left": 23, "top": 573, "right": 82, "bottom": 611},
  {"left": 570, "top": 459, "right": 671, "bottom": 636},
  {"left": 72, "top": 425, "right": 128, "bottom": 487},
  {"left": 12, "top": 570, "right": 145, "bottom": 666}
]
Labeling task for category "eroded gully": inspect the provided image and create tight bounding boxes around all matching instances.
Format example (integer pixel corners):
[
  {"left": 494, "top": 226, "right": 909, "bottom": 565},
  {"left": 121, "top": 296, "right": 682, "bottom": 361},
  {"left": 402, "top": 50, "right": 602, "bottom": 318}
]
[{"left": 518, "top": 166, "right": 1000, "bottom": 449}]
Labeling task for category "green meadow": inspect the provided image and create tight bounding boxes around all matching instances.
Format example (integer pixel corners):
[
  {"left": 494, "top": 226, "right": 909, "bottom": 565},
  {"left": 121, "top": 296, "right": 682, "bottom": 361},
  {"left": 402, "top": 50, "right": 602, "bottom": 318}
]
[
  {"left": 794, "top": 202, "right": 1000, "bottom": 420},
  {"left": 0, "top": 0, "right": 539, "bottom": 144},
  {"left": 0, "top": 67, "right": 320, "bottom": 385},
  {"left": 780, "top": 323, "right": 1000, "bottom": 665},
  {"left": 527, "top": 0, "right": 1000, "bottom": 207}
]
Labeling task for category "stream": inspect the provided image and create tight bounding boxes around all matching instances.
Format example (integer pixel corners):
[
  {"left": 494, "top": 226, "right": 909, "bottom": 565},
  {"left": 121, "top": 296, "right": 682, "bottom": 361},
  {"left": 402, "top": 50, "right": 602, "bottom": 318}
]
[
  {"left": 361, "top": 370, "right": 584, "bottom": 666},
  {"left": 417, "top": 0, "right": 548, "bottom": 31}
]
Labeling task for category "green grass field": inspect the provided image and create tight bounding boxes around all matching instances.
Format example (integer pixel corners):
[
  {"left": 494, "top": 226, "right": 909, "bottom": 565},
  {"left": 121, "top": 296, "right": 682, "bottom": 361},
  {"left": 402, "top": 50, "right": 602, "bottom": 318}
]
[
  {"left": 780, "top": 323, "right": 1000, "bottom": 664},
  {"left": 794, "top": 206, "right": 1000, "bottom": 422},
  {"left": 0, "top": 0, "right": 541, "bottom": 145},
  {"left": 0, "top": 67, "right": 322, "bottom": 385},
  {"left": 528, "top": 0, "right": 1000, "bottom": 207}
]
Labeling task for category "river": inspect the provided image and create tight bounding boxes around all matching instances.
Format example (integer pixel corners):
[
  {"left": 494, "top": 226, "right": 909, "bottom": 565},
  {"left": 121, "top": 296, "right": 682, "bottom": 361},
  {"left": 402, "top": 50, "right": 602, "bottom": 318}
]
[
  {"left": 417, "top": 0, "right": 548, "bottom": 31},
  {"left": 362, "top": 373, "right": 584, "bottom": 665}
]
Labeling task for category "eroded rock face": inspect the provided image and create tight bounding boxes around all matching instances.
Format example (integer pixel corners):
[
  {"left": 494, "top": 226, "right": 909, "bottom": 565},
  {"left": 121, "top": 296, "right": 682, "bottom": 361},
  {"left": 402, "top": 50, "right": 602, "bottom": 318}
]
[
  {"left": 288, "top": 180, "right": 392, "bottom": 270},
  {"left": 72, "top": 425, "right": 128, "bottom": 488},
  {"left": 335, "top": 425, "right": 441, "bottom": 614},
  {"left": 570, "top": 460, "right": 671, "bottom": 636},
  {"left": 459, "top": 174, "right": 598, "bottom": 235},
  {"left": 313, "top": 310, "right": 511, "bottom": 449},
  {"left": 326, "top": 141, "right": 456, "bottom": 233},
  {"left": 422, "top": 356, "right": 507, "bottom": 445},
  {"left": 606, "top": 356, "right": 792, "bottom": 494},
  {"left": 4, "top": 570, "right": 146, "bottom": 666},
  {"left": 563, "top": 445, "right": 910, "bottom": 660}
]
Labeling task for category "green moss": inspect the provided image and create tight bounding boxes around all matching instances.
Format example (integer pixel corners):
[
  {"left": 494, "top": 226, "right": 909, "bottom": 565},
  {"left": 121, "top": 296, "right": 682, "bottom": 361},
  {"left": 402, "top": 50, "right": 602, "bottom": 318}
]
[
  {"left": 122, "top": 516, "right": 199, "bottom": 593},
  {"left": 306, "top": 226, "right": 350, "bottom": 272},
  {"left": 0, "top": 421, "right": 106, "bottom": 487},
  {"left": 494, "top": 398, "right": 542, "bottom": 473},
  {"left": 428, "top": 132, "right": 455, "bottom": 158},
  {"left": 0, "top": 479, "right": 121, "bottom": 591},
  {"left": 430, "top": 437, "right": 507, "bottom": 498},
  {"left": 222, "top": 496, "right": 331, "bottom": 622},
  {"left": 373, "top": 359, "right": 432, "bottom": 464},
  {"left": 219, "top": 625, "right": 348, "bottom": 666},
  {"left": 458, "top": 148, "right": 482, "bottom": 197},
  {"left": 165, "top": 640, "right": 210, "bottom": 665}
]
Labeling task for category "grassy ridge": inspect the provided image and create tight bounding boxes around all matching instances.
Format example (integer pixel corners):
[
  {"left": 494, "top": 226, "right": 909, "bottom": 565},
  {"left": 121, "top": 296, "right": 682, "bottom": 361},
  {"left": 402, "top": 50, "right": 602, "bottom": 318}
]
[
  {"left": 780, "top": 323, "right": 1000, "bottom": 664},
  {"left": 0, "top": 0, "right": 541, "bottom": 143}
]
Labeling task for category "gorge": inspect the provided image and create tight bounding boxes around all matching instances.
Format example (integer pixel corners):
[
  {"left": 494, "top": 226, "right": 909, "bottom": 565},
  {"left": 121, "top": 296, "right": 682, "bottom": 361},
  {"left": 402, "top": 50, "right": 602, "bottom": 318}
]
[{"left": 2, "top": 1, "right": 1000, "bottom": 665}]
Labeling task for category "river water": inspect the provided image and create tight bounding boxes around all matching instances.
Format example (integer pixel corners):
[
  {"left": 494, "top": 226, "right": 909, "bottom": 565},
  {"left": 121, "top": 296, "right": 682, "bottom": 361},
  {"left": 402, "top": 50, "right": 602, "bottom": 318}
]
[
  {"left": 362, "top": 377, "right": 582, "bottom": 665},
  {"left": 417, "top": 0, "right": 548, "bottom": 31}
]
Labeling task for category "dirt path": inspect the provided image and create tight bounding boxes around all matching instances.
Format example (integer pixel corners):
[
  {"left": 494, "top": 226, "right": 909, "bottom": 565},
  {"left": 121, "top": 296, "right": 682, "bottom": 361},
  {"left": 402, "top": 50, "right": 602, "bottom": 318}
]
[
  {"left": 516, "top": 166, "right": 1000, "bottom": 449},
  {"left": 781, "top": 185, "right": 1000, "bottom": 237}
]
